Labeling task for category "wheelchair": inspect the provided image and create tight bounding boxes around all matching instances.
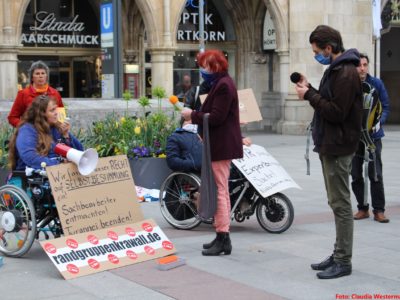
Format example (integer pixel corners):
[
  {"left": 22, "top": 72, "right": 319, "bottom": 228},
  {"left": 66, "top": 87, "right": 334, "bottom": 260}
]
[
  {"left": 159, "top": 164, "right": 294, "bottom": 233},
  {"left": 0, "top": 170, "right": 62, "bottom": 257}
]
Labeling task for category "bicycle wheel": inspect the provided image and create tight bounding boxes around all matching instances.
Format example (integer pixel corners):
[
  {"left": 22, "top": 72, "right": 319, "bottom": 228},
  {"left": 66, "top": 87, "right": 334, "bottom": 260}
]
[
  {"left": 159, "top": 172, "right": 202, "bottom": 230},
  {"left": 0, "top": 185, "right": 37, "bottom": 257},
  {"left": 256, "top": 192, "right": 294, "bottom": 234}
]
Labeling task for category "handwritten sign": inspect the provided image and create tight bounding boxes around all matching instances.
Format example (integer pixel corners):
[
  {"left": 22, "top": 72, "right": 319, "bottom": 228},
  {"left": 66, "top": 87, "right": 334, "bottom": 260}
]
[
  {"left": 46, "top": 155, "right": 143, "bottom": 236},
  {"left": 40, "top": 219, "right": 176, "bottom": 279},
  {"left": 199, "top": 88, "right": 262, "bottom": 123},
  {"left": 232, "top": 145, "right": 300, "bottom": 198}
]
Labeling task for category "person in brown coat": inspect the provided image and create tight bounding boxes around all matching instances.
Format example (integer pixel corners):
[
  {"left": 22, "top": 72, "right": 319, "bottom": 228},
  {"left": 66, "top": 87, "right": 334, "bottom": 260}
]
[{"left": 181, "top": 49, "right": 243, "bottom": 256}]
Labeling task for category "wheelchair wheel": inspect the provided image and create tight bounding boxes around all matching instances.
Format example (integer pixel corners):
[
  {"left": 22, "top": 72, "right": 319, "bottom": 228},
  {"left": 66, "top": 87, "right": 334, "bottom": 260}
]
[
  {"left": 256, "top": 192, "right": 294, "bottom": 234},
  {"left": 0, "top": 185, "right": 37, "bottom": 257},
  {"left": 159, "top": 172, "right": 202, "bottom": 230}
]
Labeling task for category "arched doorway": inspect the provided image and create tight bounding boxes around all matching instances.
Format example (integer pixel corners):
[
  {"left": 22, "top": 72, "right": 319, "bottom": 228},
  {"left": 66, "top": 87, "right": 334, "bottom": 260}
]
[{"left": 381, "top": 0, "right": 400, "bottom": 123}]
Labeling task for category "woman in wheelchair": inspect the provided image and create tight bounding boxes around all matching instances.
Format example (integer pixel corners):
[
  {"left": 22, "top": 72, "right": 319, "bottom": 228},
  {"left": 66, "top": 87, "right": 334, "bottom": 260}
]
[
  {"left": 8, "top": 95, "right": 83, "bottom": 171},
  {"left": 0, "top": 96, "right": 83, "bottom": 257}
]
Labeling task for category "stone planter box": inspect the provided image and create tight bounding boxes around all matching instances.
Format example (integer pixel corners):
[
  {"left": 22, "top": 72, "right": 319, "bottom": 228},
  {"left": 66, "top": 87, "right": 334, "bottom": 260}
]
[{"left": 129, "top": 157, "right": 173, "bottom": 190}]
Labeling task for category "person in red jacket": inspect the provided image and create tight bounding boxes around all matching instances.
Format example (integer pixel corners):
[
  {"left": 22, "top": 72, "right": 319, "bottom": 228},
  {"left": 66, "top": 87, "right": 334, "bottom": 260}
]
[{"left": 8, "top": 61, "right": 64, "bottom": 127}]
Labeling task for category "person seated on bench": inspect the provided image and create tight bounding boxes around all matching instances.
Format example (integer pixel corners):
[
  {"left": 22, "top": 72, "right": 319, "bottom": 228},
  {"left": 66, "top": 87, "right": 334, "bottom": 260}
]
[{"left": 8, "top": 95, "right": 83, "bottom": 171}]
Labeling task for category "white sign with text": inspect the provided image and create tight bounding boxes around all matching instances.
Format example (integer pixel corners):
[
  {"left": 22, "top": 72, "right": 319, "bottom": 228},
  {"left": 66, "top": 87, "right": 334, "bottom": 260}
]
[{"left": 232, "top": 145, "right": 300, "bottom": 198}]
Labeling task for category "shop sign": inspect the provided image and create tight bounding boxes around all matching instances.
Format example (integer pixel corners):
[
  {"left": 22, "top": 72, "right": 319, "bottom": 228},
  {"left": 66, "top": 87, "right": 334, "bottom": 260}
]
[
  {"left": 21, "top": 11, "right": 99, "bottom": 46},
  {"left": 263, "top": 10, "right": 276, "bottom": 50},
  {"left": 178, "top": 1, "right": 226, "bottom": 42}
]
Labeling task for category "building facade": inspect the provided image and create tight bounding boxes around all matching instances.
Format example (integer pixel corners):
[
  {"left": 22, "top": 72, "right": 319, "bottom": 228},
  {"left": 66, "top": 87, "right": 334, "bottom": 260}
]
[{"left": 0, "top": 0, "right": 398, "bottom": 133}]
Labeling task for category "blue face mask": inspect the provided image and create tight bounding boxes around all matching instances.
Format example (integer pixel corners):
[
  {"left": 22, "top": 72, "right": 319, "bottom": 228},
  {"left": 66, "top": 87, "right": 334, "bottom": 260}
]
[
  {"left": 314, "top": 52, "right": 331, "bottom": 65},
  {"left": 200, "top": 68, "right": 218, "bottom": 83}
]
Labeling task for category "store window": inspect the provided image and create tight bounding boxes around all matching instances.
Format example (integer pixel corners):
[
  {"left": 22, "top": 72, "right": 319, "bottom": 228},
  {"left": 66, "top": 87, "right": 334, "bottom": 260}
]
[
  {"left": 21, "top": 0, "right": 99, "bottom": 48},
  {"left": 19, "top": 0, "right": 101, "bottom": 98},
  {"left": 171, "top": 0, "right": 235, "bottom": 100}
]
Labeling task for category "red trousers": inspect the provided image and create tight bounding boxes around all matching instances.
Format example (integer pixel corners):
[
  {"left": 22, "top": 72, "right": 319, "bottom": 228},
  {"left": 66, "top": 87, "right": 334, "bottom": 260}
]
[{"left": 211, "top": 160, "right": 231, "bottom": 232}]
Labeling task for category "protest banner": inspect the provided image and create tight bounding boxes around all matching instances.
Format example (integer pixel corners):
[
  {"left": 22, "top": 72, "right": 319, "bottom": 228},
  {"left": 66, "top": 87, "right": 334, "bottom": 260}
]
[
  {"left": 46, "top": 155, "right": 143, "bottom": 236},
  {"left": 199, "top": 88, "right": 262, "bottom": 123},
  {"left": 232, "top": 145, "right": 300, "bottom": 198},
  {"left": 40, "top": 219, "right": 176, "bottom": 279}
]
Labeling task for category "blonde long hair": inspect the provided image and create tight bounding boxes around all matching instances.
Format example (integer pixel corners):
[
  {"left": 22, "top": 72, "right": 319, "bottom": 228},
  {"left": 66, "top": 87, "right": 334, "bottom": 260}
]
[{"left": 8, "top": 96, "right": 56, "bottom": 170}]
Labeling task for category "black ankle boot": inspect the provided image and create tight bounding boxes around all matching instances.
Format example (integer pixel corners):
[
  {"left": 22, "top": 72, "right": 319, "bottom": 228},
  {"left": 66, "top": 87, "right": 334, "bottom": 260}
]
[
  {"left": 202, "top": 232, "right": 232, "bottom": 256},
  {"left": 203, "top": 234, "right": 217, "bottom": 250}
]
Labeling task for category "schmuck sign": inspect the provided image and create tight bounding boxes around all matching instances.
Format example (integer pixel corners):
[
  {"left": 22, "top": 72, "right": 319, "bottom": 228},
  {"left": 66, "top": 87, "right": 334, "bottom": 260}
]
[
  {"left": 40, "top": 219, "right": 176, "bottom": 279},
  {"left": 46, "top": 155, "right": 143, "bottom": 236},
  {"left": 199, "top": 88, "right": 262, "bottom": 123},
  {"left": 232, "top": 145, "right": 300, "bottom": 198}
]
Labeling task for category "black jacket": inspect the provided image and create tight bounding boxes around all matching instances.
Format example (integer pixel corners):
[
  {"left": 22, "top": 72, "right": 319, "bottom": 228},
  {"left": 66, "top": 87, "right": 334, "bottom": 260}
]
[
  {"left": 184, "top": 81, "right": 211, "bottom": 111},
  {"left": 304, "top": 48, "right": 363, "bottom": 156}
]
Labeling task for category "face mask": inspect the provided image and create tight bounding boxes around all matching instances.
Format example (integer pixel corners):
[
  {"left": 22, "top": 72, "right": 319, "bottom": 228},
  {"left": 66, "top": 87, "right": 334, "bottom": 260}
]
[
  {"left": 314, "top": 51, "right": 331, "bottom": 65},
  {"left": 200, "top": 68, "right": 218, "bottom": 83}
]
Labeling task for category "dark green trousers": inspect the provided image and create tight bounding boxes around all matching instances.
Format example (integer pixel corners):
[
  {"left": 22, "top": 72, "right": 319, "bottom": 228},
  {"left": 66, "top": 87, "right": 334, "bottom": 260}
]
[{"left": 320, "top": 154, "right": 354, "bottom": 265}]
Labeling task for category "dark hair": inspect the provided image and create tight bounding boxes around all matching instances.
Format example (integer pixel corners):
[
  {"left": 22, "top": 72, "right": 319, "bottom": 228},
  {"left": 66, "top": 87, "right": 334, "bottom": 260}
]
[
  {"left": 309, "top": 25, "right": 345, "bottom": 54},
  {"left": 359, "top": 53, "right": 369, "bottom": 63},
  {"left": 197, "top": 50, "right": 228, "bottom": 73},
  {"left": 8, "top": 96, "right": 56, "bottom": 169},
  {"left": 179, "top": 117, "right": 185, "bottom": 128}
]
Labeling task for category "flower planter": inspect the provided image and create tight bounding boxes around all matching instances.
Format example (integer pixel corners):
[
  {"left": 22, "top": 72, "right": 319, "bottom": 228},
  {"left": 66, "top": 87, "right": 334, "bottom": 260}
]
[{"left": 129, "top": 157, "right": 173, "bottom": 189}]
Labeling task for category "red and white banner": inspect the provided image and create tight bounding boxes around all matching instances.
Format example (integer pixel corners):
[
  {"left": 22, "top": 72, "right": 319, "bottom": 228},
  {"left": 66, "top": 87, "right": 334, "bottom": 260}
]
[{"left": 40, "top": 219, "right": 176, "bottom": 280}]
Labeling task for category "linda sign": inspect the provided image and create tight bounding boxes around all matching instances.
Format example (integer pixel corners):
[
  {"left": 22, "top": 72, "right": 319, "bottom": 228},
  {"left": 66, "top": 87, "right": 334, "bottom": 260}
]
[{"left": 21, "top": 11, "right": 99, "bottom": 46}]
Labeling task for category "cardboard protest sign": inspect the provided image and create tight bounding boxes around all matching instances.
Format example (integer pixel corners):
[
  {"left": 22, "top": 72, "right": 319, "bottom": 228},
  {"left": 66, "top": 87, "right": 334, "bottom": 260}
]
[
  {"left": 46, "top": 155, "right": 143, "bottom": 236},
  {"left": 56, "top": 107, "right": 67, "bottom": 123},
  {"left": 40, "top": 219, "right": 176, "bottom": 280},
  {"left": 199, "top": 88, "right": 262, "bottom": 123},
  {"left": 232, "top": 145, "right": 300, "bottom": 198}
]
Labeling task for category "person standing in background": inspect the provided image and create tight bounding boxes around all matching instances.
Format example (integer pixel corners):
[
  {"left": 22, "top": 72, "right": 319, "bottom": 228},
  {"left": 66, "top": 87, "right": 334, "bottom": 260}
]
[
  {"left": 181, "top": 49, "right": 243, "bottom": 256},
  {"left": 8, "top": 61, "right": 64, "bottom": 127},
  {"left": 352, "top": 53, "right": 390, "bottom": 223},
  {"left": 295, "top": 25, "right": 362, "bottom": 279}
]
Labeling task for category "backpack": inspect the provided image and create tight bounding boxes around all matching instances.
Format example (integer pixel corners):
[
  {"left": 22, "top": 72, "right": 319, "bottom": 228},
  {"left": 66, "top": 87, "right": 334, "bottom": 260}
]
[{"left": 362, "top": 81, "right": 382, "bottom": 133}]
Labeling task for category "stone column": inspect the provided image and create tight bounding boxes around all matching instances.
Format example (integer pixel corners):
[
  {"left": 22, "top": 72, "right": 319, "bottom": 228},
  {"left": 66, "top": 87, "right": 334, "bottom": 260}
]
[
  {"left": 0, "top": 0, "right": 20, "bottom": 100},
  {"left": 0, "top": 46, "right": 19, "bottom": 100},
  {"left": 149, "top": 47, "right": 175, "bottom": 96},
  {"left": 276, "top": 50, "right": 313, "bottom": 134}
]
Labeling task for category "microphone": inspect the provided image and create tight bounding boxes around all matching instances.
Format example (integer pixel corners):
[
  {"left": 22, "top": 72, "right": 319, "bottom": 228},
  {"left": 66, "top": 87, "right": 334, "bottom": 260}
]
[{"left": 290, "top": 72, "right": 301, "bottom": 84}]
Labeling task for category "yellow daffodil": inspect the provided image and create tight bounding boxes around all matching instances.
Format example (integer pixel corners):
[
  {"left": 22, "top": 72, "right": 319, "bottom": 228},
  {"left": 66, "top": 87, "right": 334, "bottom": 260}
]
[
  {"left": 120, "top": 117, "right": 126, "bottom": 124},
  {"left": 134, "top": 126, "right": 141, "bottom": 135},
  {"left": 115, "top": 122, "right": 119, "bottom": 128},
  {"left": 158, "top": 153, "right": 166, "bottom": 158}
]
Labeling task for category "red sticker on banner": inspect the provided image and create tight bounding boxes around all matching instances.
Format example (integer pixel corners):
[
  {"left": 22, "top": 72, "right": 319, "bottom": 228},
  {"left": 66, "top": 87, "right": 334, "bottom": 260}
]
[
  {"left": 107, "top": 230, "right": 118, "bottom": 241},
  {"left": 142, "top": 222, "right": 153, "bottom": 232},
  {"left": 66, "top": 238, "right": 78, "bottom": 249},
  {"left": 162, "top": 241, "right": 174, "bottom": 250},
  {"left": 125, "top": 227, "right": 136, "bottom": 237},
  {"left": 88, "top": 258, "right": 100, "bottom": 269},
  {"left": 66, "top": 264, "right": 79, "bottom": 274},
  {"left": 126, "top": 250, "right": 138, "bottom": 260},
  {"left": 87, "top": 234, "right": 99, "bottom": 245},
  {"left": 44, "top": 243, "right": 57, "bottom": 254},
  {"left": 144, "top": 245, "right": 155, "bottom": 255},
  {"left": 108, "top": 254, "right": 120, "bottom": 264}
]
